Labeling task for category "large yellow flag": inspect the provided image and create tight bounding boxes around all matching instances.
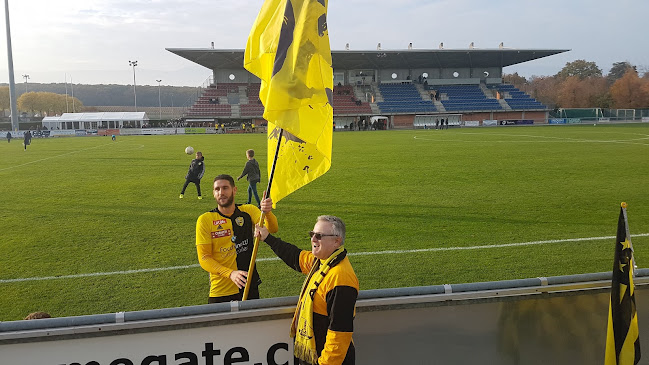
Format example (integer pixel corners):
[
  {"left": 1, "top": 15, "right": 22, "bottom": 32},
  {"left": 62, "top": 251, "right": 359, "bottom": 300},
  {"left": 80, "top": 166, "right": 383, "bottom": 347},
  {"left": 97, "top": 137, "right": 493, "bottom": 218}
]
[
  {"left": 244, "top": 0, "right": 333, "bottom": 205},
  {"left": 605, "top": 203, "right": 641, "bottom": 365}
]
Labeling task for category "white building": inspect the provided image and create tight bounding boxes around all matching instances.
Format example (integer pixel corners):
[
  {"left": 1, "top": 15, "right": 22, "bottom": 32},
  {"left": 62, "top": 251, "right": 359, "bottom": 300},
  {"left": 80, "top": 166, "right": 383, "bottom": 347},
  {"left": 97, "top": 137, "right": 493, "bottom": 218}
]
[{"left": 42, "top": 112, "right": 149, "bottom": 130}]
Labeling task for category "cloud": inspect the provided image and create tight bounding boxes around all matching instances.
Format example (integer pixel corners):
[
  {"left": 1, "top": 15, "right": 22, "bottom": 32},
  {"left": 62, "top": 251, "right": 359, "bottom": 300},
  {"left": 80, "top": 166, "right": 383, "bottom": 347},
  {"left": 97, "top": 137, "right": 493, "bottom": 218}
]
[{"left": 0, "top": 0, "right": 648, "bottom": 85}]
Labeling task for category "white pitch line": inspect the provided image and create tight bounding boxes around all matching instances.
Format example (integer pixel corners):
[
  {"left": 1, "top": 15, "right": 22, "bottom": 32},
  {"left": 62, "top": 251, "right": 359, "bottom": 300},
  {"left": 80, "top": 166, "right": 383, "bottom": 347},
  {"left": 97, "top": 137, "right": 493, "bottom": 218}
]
[
  {"left": 2, "top": 233, "right": 648, "bottom": 284},
  {"left": 0, "top": 141, "right": 139, "bottom": 172},
  {"left": 413, "top": 133, "right": 649, "bottom": 145}
]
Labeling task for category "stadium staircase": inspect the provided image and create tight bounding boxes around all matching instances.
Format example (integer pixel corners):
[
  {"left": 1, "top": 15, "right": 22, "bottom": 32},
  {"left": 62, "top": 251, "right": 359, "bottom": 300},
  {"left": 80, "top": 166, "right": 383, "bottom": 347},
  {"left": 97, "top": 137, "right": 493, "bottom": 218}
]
[
  {"left": 435, "top": 84, "right": 502, "bottom": 112},
  {"left": 487, "top": 84, "right": 547, "bottom": 110},
  {"left": 433, "top": 99, "right": 446, "bottom": 112},
  {"left": 415, "top": 83, "right": 431, "bottom": 100},
  {"left": 371, "top": 84, "right": 383, "bottom": 102},
  {"left": 498, "top": 99, "right": 511, "bottom": 110},
  {"left": 241, "top": 84, "right": 264, "bottom": 117},
  {"left": 230, "top": 105, "right": 241, "bottom": 118},
  {"left": 416, "top": 84, "right": 446, "bottom": 112}
]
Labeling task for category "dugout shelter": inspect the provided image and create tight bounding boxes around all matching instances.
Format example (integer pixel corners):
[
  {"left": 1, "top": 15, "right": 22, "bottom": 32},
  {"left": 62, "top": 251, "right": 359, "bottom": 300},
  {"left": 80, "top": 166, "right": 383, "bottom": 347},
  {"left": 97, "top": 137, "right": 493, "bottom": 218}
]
[{"left": 168, "top": 47, "right": 568, "bottom": 128}]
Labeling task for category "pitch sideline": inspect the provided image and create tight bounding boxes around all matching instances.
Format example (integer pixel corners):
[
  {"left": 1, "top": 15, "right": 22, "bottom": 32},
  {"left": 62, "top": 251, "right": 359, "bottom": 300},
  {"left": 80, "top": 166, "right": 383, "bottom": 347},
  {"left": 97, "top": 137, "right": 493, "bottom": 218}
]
[
  {"left": 2, "top": 233, "right": 648, "bottom": 284},
  {"left": 0, "top": 141, "right": 146, "bottom": 172}
]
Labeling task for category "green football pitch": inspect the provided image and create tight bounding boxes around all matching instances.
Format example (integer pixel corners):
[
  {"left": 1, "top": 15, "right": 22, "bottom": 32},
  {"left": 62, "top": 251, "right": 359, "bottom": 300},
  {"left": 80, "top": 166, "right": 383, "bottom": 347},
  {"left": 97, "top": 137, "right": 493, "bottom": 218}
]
[{"left": 1, "top": 124, "right": 648, "bottom": 321}]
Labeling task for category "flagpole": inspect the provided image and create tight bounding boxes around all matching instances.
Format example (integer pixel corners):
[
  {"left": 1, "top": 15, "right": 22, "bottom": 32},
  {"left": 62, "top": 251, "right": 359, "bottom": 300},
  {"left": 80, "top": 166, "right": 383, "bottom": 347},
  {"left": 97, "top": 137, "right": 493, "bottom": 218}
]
[
  {"left": 621, "top": 202, "right": 636, "bottom": 274},
  {"left": 243, "top": 128, "right": 284, "bottom": 301}
]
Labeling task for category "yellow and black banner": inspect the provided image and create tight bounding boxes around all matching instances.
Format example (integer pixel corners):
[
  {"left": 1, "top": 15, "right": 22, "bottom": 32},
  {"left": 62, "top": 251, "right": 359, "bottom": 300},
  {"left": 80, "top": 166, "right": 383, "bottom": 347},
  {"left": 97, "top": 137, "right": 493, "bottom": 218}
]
[
  {"left": 605, "top": 204, "right": 641, "bottom": 365},
  {"left": 244, "top": 0, "right": 333, "bottom": 205}
]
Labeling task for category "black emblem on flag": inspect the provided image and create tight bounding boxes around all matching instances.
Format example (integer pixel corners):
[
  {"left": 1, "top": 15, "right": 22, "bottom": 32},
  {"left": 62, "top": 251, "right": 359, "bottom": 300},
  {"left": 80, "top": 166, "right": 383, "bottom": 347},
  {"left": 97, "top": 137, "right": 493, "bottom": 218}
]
[{"left": 273, "top": 1, "right": 295, "bottom": 77}]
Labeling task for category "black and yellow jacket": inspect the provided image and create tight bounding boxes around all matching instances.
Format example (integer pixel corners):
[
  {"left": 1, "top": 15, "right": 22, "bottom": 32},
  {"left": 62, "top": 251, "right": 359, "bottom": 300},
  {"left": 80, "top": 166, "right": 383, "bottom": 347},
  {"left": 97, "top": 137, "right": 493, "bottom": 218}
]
[{"left": 265, "top": 234, "right": 359, "bottom": 365}]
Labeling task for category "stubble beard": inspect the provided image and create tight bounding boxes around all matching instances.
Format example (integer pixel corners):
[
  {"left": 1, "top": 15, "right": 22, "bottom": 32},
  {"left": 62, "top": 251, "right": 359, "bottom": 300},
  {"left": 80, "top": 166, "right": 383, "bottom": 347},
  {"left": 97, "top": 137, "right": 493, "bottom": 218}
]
[{"left": 218, "top": 194, "right": 235, "bottom": 209}]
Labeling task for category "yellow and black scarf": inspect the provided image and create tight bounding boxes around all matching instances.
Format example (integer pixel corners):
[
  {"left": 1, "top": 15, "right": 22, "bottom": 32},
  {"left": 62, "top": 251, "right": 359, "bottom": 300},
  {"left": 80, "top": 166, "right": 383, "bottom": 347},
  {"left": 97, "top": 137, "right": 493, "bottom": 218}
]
[{"left": 291, "top": 246, "right": 345, "bottom": 364}]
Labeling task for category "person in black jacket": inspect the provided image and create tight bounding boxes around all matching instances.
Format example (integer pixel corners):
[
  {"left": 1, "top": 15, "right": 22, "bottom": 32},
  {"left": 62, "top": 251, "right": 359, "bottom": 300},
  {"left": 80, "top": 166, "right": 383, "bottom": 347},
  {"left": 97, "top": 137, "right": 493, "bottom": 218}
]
[
  {"left": 180, "top": 151, "right": 205, "bottom": 199},
  {"left": 237, "top": 149, "right": 261, "bottom": 206},
  {"left": 6, "top": 131, "right": 11, "bottom": 143},
  {"left": 23, "top": 131, "right": 32, "bottom": 150}
]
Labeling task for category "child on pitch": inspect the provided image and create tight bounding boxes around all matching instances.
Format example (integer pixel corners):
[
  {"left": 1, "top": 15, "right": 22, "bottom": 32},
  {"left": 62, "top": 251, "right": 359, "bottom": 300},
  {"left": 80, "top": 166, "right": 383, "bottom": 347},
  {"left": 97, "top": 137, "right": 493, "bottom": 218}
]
[{"left": 237, "top": 149, "right": 261, "bottom": 206}]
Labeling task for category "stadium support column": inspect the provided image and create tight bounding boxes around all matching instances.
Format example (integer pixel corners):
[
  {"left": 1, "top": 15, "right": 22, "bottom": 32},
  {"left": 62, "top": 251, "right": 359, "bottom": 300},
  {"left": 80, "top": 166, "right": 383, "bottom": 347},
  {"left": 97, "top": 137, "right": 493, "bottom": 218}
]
[{"left": 4, "top": 0, "right": 19, "bottom": 132}]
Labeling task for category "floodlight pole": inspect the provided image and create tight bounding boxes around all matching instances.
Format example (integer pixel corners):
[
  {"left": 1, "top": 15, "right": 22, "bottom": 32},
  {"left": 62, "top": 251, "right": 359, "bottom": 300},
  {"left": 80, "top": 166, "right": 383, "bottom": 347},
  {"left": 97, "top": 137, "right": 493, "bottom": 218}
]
[
  {"left": 22, "top": 74, "right": 29, "bottom": 94},
  {"left": 129, "top": 60, "right": 138, "bottom": 112},
  {"left": 64, "top": 73, "right": 69, "bottom": 113},
  {"left": 4, "top": 0, "right": 19, "bottom": 131},
  {"left": 156, "top": 79, "right": 162, "bottom": 120},
  {"left": 70, "top": 76, "right": 76, "bottom": 113}
]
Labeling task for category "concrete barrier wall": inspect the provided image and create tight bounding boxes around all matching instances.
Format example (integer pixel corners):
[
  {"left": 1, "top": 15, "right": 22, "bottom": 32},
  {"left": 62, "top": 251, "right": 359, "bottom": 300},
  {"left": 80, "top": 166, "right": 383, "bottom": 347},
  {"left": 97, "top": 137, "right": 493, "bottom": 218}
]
[{"left": 1, "top": 269, "right": 648, "bottom": 365}]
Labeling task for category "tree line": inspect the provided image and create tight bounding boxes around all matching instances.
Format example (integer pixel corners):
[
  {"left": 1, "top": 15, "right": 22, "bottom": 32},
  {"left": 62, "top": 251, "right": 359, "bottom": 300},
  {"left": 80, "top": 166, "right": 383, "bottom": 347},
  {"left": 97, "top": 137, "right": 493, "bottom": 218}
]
[
  {"left": 0, "top": 89, "right": 84, "bottom": 116},
  {"left": 0, "top": 83, "right": 202, "bottom": 109},
  {"left": 504, "top": 60, "right": 649, "bottom": 109},
  {"left": 2, "top": 60, "right": 648, "bottom": 116}
]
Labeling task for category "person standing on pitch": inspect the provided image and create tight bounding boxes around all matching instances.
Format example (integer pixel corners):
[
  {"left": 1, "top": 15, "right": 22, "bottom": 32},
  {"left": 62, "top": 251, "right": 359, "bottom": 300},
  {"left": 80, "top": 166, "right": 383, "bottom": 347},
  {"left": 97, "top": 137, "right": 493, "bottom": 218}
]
[
  {"left": 23, "top": 130, "right": 32, "bottom": 151},
  {"left": 180, "top": 151, "right": 205, "bottom": 199},
  {"left": 196, "top": 174, "right": 278, "bottom": 303},
  {"left": 255, "top": 214, "right": 358, "bottom": 365},
  {"left": 6, "top": 131, "right": 11, "bottom": 143},
  {"left": 237, "top": 149, "right": 261, "bottom": 206}
]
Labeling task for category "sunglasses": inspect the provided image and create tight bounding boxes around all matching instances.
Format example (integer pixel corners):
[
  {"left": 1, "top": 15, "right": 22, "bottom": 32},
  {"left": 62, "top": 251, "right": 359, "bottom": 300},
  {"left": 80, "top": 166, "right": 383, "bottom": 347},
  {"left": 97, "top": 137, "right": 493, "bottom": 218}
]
[{"left": 308, "top": 231, "right": 338, "bottom": 240}]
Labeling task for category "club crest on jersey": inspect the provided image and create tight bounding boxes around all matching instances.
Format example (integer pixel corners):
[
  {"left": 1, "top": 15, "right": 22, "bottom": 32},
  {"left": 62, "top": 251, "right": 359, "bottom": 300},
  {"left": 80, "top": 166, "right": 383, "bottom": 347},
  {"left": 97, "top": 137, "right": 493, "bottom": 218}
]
[{"left": 235, "top": 217, "right": 245, "bottom": 227}]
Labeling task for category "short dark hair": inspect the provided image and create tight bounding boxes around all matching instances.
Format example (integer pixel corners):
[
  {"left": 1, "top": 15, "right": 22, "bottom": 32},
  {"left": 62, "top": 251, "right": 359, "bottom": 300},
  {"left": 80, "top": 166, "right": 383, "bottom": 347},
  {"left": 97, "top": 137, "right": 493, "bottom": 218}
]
[
  {"left": 214, "top": 174, "right": 235, "bottom": 186},
  {"left": 246, "top": 149, "right": 254, "bottom": 157}
]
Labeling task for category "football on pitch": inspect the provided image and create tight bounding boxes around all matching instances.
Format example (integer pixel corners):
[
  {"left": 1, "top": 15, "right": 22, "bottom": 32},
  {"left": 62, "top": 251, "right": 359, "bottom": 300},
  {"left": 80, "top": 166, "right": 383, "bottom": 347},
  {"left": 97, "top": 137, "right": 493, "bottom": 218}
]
[{"left": 185, "top": 146, "right": 194, "bottom": 155}]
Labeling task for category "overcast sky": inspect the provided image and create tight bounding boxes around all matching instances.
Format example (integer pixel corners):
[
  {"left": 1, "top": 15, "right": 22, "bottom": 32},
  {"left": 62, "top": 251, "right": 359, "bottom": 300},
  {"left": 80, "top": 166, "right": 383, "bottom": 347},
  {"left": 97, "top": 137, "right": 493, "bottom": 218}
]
[{"left": 0, "top": 0, "right": 647, "bottom": 87}]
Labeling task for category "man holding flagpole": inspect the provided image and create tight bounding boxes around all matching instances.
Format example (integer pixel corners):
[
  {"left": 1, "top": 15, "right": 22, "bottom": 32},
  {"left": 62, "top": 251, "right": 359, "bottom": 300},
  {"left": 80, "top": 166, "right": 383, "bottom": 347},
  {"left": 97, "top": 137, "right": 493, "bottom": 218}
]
[
  {"left": 195, "top": 174, "right": 278, "bottom": 303},
  {"left": 256, "top": 213, "right": 358, "bottom": 365}
]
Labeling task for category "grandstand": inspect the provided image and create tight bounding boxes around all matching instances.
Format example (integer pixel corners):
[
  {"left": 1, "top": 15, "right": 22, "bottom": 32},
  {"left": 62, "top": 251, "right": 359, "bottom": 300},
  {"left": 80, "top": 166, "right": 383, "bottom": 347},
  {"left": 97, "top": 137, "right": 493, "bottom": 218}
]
[
  {"left": 167, "top": 47, "right": 568, "bottom": 128},
  {"left": 434, "top": 84, "right": 501, "bottom": 112}
]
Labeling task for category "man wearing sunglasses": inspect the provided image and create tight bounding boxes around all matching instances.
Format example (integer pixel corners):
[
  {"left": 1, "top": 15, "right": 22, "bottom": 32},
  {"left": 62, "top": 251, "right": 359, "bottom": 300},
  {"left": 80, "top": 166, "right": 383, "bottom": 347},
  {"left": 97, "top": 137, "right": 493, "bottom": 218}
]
[
  {"left": 256, "top": 212, "right": 358, "bottom": 365},
  {"left": 195, "top": 174, "right": 278, "bottom": 303}
]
